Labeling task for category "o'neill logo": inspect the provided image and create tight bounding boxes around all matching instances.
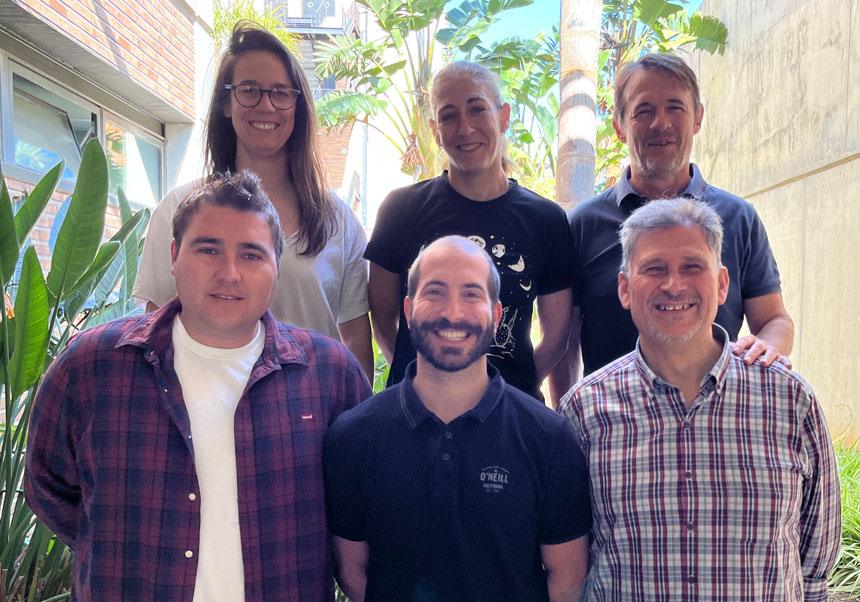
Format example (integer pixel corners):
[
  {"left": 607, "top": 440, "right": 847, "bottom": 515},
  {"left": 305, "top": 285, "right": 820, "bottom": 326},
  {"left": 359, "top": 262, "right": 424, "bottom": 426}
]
[{"left": 480, "top": 466, "right": 510, "bottom": 493}]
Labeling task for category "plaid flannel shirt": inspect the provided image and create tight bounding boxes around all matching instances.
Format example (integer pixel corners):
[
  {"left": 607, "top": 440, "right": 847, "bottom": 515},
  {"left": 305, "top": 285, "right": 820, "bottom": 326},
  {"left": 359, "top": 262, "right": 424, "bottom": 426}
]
[
  {"left": 25, "top": 299, "right": 371, "bottom": 601},
  {"left": 559, "top": 326, "right": 840, "bottom": 601}
]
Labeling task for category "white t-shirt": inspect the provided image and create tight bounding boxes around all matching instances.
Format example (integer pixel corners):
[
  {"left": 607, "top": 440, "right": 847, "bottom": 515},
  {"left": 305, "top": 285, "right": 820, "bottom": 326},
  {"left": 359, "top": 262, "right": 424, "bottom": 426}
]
[
  {"left": 134, "top": 180, "right": 369, "bottom": 340},
  {"left": 172, "top": 316, "right": 265, "bottom": 602}
]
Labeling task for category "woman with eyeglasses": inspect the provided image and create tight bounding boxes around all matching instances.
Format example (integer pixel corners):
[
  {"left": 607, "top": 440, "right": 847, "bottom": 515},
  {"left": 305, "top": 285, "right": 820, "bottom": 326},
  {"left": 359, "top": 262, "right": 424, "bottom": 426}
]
[{"left": 135, "top": 21, "right": 373, "bottom": 378}]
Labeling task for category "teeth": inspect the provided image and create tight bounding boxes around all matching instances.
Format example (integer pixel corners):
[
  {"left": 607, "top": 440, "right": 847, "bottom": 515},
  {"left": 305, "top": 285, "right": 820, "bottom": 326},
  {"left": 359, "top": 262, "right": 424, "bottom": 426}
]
[
  {"left": 251, "top": 122, "right": 277, "bottom": 130},
  {"left": 657, "top": 304, "right": 691, "bottom": 311},
  {"left": 213, "top": 294, "right": 241, "bottom": 300},
  {"left": 458, "top": 142, "right": 481, "bottom": 151},
  {"left": 437, "top": 329, "right": 468, "bottom": 341}
]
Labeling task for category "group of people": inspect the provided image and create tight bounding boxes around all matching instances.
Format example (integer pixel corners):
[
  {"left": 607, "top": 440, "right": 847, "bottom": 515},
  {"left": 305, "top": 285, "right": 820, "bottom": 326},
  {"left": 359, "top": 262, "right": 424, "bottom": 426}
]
[{"left": 23, "top": 20, "right": 839, "bottom": 602}]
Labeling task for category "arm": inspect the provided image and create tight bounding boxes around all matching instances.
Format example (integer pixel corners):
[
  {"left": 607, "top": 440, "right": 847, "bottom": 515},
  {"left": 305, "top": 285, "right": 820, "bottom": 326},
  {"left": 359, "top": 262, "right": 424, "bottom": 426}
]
[
  {"left": 541, "top": 535, "right": 589, "bottom": 602},
  {"left": 534, "top": 288, "right": 573, "bottom": 388},
  {"left": 797, "top": 389, "right": 841, "bottom": 601},
  {"left": 368, "top": 263, "right": 401, "bottom": 365},
  {"left": 23, "top": 363, "right": 81, "bottom": 548},
  {"left": 332, "top": 536, "right": 369, "bottom": 602},
  {"left": 338, "top": 313, "right": 374, "bottom": 382},
  {"left": 145, "top": 301, "right": 158, "bottom": 313},
  {"left": 548, "top": 306, "right": 583, "bottom": 409},
  {"left": 734, "top": 292, "right": 794, "bottom": 368}
]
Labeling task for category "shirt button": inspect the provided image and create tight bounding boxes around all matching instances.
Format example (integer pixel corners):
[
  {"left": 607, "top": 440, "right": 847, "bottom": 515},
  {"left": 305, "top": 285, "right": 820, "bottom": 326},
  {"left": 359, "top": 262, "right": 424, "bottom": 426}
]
[
  {"left": 685, "top": 471, "right": 692, "bottom": 479},
  {"left": 188, "top": 493, "right": 197, "bottom": 501},
  {"left": 687, "top": 521, "right": 695, "bottom": 529},
  {"left": 441, "top": 452, "right": 450, "bottom": 461},
  {"left": 185, "top": 550, "right": 194, "bottom": 558},
  {"left": 444, "top": 431, "right": 453, "bottom": 440}
]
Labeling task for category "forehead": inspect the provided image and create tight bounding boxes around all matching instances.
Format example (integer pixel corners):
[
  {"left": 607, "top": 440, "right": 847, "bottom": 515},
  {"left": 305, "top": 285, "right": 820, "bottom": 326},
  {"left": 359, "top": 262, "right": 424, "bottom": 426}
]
[
  {"left": 185, "top": 203, "right": 275, "bottom": 249},
  {"left": 434, "top": 76, "right": 493, "bottom": 111},
  {"left": 232, "top": 50, "right": 292, "bottom": 84},
  {"left": 632, "top": 226, "right": 715, "bottom": 263},
  {"left": 623, "top": 68, "right": 695, "bottom": 107},
  {"left": 417, "top": 245, "right": 490, "bottom": 288}
]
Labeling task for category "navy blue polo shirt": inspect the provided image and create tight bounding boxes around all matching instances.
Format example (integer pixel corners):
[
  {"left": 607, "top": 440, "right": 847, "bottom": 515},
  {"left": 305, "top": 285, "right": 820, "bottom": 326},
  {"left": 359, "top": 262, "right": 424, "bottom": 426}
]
[
  {"left": 323, "top": 363, "right": 592, "bottom": 602},
  {"left": 569, "top": 164, "right": 782, "bottom": 375}
]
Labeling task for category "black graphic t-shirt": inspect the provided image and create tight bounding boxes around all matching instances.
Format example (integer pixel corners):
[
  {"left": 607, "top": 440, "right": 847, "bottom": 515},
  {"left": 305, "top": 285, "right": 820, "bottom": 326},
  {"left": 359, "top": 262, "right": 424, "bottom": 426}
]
[{"left": 365, "top": 172, "right": 574, "bottom": 398}]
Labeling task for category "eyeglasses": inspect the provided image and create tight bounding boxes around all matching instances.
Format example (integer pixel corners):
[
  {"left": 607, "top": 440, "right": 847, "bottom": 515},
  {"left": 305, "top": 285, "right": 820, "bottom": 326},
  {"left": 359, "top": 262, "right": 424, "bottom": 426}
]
[{"left": 225, "top": 84, "right": 301, "bottom": 110}]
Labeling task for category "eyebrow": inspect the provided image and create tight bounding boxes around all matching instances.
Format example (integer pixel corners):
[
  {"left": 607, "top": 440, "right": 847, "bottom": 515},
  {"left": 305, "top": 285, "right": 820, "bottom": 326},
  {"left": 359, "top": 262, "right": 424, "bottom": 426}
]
[{"left": 189, "top": 237, "right": 271, "bottom": 255}]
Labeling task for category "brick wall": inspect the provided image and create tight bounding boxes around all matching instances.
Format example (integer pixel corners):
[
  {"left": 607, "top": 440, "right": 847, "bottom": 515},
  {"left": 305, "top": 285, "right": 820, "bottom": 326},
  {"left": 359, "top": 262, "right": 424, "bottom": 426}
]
[
  {"left": 5, "top": 175, "right": 122, "bottom": 273},
  {"left": 16, "top": 0, "right": 195, "bottom": 116}
]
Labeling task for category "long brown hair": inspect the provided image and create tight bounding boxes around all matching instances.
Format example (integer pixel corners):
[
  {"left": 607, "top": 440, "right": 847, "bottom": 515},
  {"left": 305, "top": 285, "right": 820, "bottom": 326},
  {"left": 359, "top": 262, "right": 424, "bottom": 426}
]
[{"left": 203, "top": 20, "right": 336, "bottom": 256}]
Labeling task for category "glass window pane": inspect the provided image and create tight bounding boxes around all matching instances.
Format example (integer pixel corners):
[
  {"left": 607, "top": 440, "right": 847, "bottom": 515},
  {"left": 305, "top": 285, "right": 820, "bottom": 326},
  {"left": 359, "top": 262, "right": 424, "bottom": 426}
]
[
  {"left": 12, "top": 73, "right": 97, "bottom": 180},
  {"left": 105, "top": 121, "right": 162, "bottom": 207}
]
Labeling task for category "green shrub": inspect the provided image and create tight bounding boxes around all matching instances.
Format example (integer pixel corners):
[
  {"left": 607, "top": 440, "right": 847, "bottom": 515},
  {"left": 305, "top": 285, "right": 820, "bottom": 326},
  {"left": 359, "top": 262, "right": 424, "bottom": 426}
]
[
  {"left": 829, "top": 437, "right": 860, "bottom": 596},
  {"left": 0, "top": 141, "right": 149, "bottom": 601}
]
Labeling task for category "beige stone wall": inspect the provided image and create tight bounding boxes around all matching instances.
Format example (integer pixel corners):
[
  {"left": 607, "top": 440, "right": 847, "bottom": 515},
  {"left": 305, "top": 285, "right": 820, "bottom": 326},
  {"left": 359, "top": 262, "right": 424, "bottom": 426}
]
[{"left": 693, "top": 0, "right": 859, "bottom": 441}]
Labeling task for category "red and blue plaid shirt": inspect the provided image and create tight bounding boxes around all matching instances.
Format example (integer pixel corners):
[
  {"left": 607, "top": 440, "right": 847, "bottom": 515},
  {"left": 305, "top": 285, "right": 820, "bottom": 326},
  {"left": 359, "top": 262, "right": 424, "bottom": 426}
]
[
  {"left": 25, "top": 299, "right": 371, "bottom": 602},
  {"left": 559, "top": 326, "right": 840, "bottom": 601}
]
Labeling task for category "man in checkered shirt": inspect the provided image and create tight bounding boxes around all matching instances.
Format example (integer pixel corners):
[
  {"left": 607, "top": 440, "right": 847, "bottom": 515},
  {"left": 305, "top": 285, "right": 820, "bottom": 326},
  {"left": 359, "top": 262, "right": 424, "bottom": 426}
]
[{"left": 559, "top": 198, "right": 840, "bottom": 601}]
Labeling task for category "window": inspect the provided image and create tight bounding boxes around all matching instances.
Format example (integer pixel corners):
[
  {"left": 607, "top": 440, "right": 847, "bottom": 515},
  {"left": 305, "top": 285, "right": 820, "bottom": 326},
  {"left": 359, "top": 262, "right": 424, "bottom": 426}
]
[
  {"left": 105, "top": 117, "right": 162, "bottom": 207},
  {"left": 12, "top": 72, "right": 97, "bottom": 180},
  {"left": 3, "top": 61, "right": 164, "bottom": 206}
]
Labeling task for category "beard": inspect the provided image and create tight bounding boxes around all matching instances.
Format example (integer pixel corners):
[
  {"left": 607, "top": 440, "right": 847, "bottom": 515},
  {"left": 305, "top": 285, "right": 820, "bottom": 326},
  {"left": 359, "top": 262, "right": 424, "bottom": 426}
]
[
  {"left": 631, "top": 132, "right": 688, "bottom": 182},
  {"left": 410, "top": 317, "right": 496, "bottom": 373}
]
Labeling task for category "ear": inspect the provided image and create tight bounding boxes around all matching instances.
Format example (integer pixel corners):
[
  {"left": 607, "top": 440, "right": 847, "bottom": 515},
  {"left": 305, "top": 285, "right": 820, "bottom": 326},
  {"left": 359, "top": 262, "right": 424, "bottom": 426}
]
[
  {"left": 717, "top": 265, "right": 729, "bottom": 305},
  {"left": 499, "top": 103, "right": 511, "bottom": 133},
  {"left": 492, "top": 300, "right": 502, "bottom": 329},
  {"left": 693, "top": 103, "right": 704, "bottom": 135},
  {"left": 618, "top": 271, "right": 631, "bottom": 310},
  {"left": 429, "top": 119, "right": 442, "bottom": 148},
  {"left": 613, "top": 117, "right": 627, "bottom": 143},
  {"left": 170, "top": 239, "right": 178, "bottom": 276},
  {"left": 403, "top": 296, "right": 413, "bottom": 329}
]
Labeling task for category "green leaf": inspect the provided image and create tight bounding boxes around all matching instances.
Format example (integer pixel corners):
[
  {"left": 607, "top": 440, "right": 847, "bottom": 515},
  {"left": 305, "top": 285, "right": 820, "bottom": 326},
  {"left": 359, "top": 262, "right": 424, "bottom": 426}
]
[
  {"left": 46, "top": 139, "right": 108, "bottom": 302},
  {"left": 632, "top": 0, "right": 683, "bottom": 27},
  {"left": 14, "top": 161, "right": 63, "bottom": 246},
  {"left": 64, "top": 241, "right": 122, "bottom": 298},
  {"left": 9, "top": 247, "right": 49, "bottom": 399},
  {"left": 0, "top": 164, "right": 20, "bottom": 290},
  {"left": 316, "top": 91, "right": 389, "bottom": 128}
]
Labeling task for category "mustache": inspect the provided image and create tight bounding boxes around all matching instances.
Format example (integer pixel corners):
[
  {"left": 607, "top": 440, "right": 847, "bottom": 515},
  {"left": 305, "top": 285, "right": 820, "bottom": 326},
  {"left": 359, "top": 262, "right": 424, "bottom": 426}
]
[{"left": 412, "top": 318, "right": 486, "bottom": 336}]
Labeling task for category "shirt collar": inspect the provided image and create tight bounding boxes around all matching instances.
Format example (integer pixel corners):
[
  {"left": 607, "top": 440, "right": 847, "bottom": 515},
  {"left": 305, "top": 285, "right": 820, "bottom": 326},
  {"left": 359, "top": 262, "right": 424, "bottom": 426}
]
[
  {"left": 116, "top": 297, "right": 307, "bottom": 367},
  {"left": 398, "top": 360, "right": 506, "bottom": 430},
  {"left": 634, "top": 323, "right": 732, "bottom": 396},
  {"left": 614, "top": 163, "right": 707, "bottom": 206}
]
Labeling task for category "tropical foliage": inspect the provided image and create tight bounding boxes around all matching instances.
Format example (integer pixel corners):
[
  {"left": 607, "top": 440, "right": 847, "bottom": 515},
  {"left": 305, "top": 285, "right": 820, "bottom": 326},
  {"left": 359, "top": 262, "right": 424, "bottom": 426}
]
[
  {"left": 213, "top": 0, "right": 302, "bottom": 55},
  {"left": 314, "top": 0, "right": 533, "bottom": 181},
  {"left": 829, "top": 438, "right": 860, "bottom": 596},
  {"left": 0, "top": 141, "right": 150, "bottom": 600}
]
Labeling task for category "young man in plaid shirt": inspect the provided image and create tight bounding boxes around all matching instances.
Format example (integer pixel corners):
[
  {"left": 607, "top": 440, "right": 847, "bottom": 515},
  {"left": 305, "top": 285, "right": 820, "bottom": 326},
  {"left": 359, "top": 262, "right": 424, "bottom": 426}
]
[
  {"left": 25, "top": 171, "right": 370, "bottom": 602},
  {"left": 560, "top": 198, "right": 840, "bottom": 601}
]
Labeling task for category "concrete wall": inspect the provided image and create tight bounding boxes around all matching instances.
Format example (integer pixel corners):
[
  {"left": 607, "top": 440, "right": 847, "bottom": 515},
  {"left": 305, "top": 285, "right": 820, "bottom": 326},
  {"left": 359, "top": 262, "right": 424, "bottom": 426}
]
[{"left": 693, "top": 0, "right": 859, "bottom": 441}]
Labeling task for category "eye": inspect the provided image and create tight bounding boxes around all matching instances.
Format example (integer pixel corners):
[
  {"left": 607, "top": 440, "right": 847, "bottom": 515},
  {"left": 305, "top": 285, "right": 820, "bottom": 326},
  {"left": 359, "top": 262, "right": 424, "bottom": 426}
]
[
  {"left": 668, "top": 104, "right": 685, "bottom": 112},
  {"left": 271, "top": 88, "right": 297, "bottom": 102},
  {"left": 196, "top": 247, "right": 218, "bottom": 256},
  {"left": 237, "top": 84, "right": 260, "bottom": 98},
  {"left": 643, "top": 265, "right": 666, "bottom": 275},
  {"left": 634, "top": 107, "right": 652, "bottom": 118},
  {"left": 469, "top": 105, "right": 487, "bottom": 114},
  {"left": 242, "top": 252, "right": 263, "bottom": 261},
  {"left": 438, "top": 112, "right": 456, "bottom": 123},
  {"left": 682, "top": 263, "right": 703, "bottom": 274}
]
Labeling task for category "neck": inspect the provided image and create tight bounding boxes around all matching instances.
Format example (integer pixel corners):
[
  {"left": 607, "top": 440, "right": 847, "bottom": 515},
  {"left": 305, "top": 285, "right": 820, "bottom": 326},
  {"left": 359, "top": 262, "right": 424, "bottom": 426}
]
[
  {"left": 412, "top": 357, "right": 491, "bottom": 424},
  {"left": 446, "top": 167, "right": 509, "bottom": 201},
  {"left": 628, "top": 165, "right": 693, "bottom": 200},
  {"left": 235, "top": 148, "right": 299, "bottom": 235},
  {"left": 639, "top": 331, "right": 722, "bottom": 405}
]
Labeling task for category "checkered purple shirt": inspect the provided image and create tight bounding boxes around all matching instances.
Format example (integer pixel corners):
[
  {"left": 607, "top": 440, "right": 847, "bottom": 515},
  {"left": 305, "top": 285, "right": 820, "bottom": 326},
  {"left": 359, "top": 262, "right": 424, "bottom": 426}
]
[
  {"left": 559, "top": 327, "right": 840, "bottom": 601},
  {"left": 25, "top": 299, "right": 371, "bottom": 602}
]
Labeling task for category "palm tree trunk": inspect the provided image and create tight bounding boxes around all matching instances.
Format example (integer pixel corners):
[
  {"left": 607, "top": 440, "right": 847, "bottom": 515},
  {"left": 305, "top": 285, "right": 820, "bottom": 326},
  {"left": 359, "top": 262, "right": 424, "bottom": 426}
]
[{"left": 557, "top": 0, "right": 601, "bottom": 210}]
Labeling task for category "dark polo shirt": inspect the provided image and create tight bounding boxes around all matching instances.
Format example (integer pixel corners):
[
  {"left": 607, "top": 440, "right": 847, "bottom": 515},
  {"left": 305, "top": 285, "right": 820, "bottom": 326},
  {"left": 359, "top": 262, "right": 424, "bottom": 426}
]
[
  {"left": 569, "top": 164, "right": 782, "bottom": 375},
  {"left": 323, "top": 362, "right": 591, "bottom": 602}
]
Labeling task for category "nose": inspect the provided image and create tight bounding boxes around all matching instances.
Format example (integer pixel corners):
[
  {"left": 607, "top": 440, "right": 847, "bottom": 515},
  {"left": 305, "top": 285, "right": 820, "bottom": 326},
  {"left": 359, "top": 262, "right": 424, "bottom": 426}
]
[
  {"left": 256, "top": 90, "right": 277, "bottom": 111},
  {"left": 440, "top": 295, "right": 466, "bottom": 321},
  {"left": 651, "top": 107, "right": 672, "bottom": 131},
  {"left": 217, "top": 256, "right": 241, "bottom": 282},
  {"left": 457, "top": 116, "right": 475, "bottom": 136},
  {"left": 659, "top": 270, "right": 686, "bottom": 295}
]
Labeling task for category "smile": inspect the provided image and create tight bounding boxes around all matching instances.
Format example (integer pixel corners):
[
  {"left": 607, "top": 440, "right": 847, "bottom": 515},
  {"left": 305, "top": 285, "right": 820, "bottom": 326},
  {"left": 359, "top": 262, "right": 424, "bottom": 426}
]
[
  {"left": 436, "top": 329, "right": 469, "bottom": 341},
  {"left": 457, "top": 142, "right": 482, "bottom": 152},
  {"left": 656, "top": 303, "right": 693, "bottom": 311},
  {"left": 211, "top": 294, "right": 243, "bottom": 300},
  {"left": 250, "top": 121, "right": 278, "bottom": 130}
]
